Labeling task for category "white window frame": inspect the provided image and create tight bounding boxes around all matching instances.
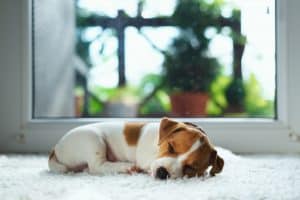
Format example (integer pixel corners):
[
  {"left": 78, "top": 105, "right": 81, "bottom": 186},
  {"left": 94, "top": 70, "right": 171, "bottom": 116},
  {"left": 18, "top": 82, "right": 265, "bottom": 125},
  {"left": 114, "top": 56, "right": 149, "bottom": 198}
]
[{"left": 0, "top": 0, "right": 299, "bottom": 153}]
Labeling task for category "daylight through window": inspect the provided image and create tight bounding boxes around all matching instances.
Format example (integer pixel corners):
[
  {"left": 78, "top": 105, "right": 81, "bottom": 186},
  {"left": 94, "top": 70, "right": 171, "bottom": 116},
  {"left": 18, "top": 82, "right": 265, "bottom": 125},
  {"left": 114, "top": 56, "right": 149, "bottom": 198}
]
[{"left": 33, "top": 0, "right": 275, "bottom": 118}]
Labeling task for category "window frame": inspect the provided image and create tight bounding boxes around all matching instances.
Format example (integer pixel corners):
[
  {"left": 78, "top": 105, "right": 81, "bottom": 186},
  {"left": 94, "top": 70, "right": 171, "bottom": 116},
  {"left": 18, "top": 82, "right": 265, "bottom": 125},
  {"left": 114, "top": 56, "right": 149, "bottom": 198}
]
[{"left": 1, "top": 0, "right": 299, "bottom": 153}]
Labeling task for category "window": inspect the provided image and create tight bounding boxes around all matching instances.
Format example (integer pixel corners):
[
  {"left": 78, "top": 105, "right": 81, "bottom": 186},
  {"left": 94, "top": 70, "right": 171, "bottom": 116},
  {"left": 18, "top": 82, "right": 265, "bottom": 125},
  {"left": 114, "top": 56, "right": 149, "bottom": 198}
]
[
  {"left": 1, "top": 0, "right": 299, "bottom": 153},
  {"left": 33, "top": 0, "right": 276, "bottom": 119}
]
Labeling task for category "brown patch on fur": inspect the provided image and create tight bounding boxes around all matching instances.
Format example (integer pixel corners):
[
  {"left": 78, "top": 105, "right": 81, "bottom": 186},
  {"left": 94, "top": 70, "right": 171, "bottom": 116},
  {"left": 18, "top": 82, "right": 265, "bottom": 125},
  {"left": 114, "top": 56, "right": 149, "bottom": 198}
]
[
  {"left": 158, "top": 131, "right": 200, "bottom": 158},
  {"left": 49, "top": 149, "right": 55, "bottom": 161},
  {"left": 49, "top": 149, "right": 88, "bottom": 173},
  {"left": 67, "top": 163, "right": 88, "bottom": 173},
  {"left": 123, "top": 122, "right": 145, "bottom": 146},
  {"left": 159, "top": 118, "right": 179, "bottom": 144},
  {"left": 158, "top": 119, "right": 206, "bottom": 158},
  {"left": 182, "top": 137, "right": 224, "bottom": 177},
  {"left": 158, "top": 118, "right": 224, "bottom": 178},
  {"left": 183, "top": 122, "right": 207, "bottom": 135},
  {"left": 127, "top": 166, "right": 146, "bottom": 174},
  {"left": 182, "top": 140, "right": 213, "bottom": 177},
  {"left": 209, "top": 151, "right": 224, "bottom": 176},
  {"left": 158, "top": 118, "right": 206, "bottom": 157},
  {"left": 159, "top": 118, "right": 206, "bottom": 145},
  {"left": 105, "top": 143, "right": 118, "bottom": 162}
]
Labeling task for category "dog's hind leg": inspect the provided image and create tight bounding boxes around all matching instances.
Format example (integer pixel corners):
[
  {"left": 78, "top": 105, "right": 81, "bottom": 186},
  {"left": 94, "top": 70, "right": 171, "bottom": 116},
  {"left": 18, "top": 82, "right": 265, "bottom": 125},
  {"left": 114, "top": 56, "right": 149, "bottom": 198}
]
[{"left": 48, "top": 150, "right": 68, "bottom": 173}]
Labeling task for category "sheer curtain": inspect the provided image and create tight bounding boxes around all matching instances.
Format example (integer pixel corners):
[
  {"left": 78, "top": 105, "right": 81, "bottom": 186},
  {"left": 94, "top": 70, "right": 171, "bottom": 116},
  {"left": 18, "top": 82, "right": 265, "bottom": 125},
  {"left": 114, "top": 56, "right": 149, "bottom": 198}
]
[{"left": 34, "top": 0, "right": 75, "bottom": 117}]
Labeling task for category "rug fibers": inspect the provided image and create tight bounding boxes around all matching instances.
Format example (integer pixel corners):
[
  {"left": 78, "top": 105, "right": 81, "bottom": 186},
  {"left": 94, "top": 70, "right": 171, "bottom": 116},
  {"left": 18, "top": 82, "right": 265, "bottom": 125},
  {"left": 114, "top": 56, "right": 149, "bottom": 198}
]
[{"left": 1, "top": 148, "right": 300, "bottom": 200}]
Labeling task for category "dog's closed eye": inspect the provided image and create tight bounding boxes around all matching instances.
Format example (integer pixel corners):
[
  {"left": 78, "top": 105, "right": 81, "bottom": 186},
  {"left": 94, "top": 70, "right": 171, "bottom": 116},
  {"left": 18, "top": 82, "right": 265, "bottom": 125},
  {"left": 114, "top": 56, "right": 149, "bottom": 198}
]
[{"left": 168, "top": 142, "right": 176, "bottom": 154}]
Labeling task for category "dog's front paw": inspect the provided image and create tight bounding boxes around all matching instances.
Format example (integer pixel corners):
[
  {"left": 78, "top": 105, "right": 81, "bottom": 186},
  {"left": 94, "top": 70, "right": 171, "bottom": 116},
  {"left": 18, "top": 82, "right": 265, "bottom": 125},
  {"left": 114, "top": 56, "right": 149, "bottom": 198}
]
[{"left": 127, "top": 166, "right": 145, "bottom": 174}]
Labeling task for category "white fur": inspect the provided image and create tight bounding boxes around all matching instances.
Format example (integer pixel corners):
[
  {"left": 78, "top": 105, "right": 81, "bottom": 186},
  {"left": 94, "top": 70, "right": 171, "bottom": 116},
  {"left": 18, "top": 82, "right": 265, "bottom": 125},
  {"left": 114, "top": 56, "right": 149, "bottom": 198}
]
[
  {"left": 136, "top": 123, "right": 159, "bottom": 170},
  {"left": 49, "top": 122, "right": 160, "bottom": 175},
  {"left": 49, "top": 122, "right": 203, "bottom": 177}
]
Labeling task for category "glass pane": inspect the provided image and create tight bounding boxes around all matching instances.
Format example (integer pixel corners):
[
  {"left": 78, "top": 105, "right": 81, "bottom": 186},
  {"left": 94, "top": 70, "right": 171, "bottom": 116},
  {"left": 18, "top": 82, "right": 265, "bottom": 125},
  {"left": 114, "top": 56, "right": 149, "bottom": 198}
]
[
  {"left": 142, "top": 0, "right": 177, "bottom": 17},
  {"left": 124, "top": 27, "right": 179, "bottom": 117},
  {"left": 33, "top": 0, "right": 276, "bottom": 118},
  {"left": 77, "top": 0, "right": 177, "bottom": 17},
  {"left": 125, "top": 27, "right": 179, "bottom": 86},
  {"left": 77, "top": 0, "right": 140, "bottom": 17}
]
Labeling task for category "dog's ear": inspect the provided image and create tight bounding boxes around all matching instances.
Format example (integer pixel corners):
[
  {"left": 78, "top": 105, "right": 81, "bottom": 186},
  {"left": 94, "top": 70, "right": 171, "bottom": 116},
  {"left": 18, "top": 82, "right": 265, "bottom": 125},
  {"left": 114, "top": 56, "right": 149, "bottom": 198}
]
[
  {"left": 209, "top": 150, "right": 224, "bottom": 176},
  {"left": 183, "top": 122, "right": 198, "bottom": 127},
  {"left": 159, "top": 117, "right": 179, "bottom": 145},
  {"left": 183, "top": 122, "right": 207, "bottom": 135}
]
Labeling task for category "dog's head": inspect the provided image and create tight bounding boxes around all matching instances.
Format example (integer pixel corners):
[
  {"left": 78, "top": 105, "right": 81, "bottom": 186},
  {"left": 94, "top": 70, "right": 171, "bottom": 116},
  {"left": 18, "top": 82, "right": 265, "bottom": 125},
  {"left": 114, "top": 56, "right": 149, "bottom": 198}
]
[{"left": 151, "top": 117, "right": 224, "bottom": 179}]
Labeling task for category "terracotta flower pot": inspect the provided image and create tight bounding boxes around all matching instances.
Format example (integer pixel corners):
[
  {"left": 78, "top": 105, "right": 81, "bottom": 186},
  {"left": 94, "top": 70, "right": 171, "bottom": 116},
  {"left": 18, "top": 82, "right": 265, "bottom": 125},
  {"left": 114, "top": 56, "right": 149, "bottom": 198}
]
[
  {"left": 170, "top": 92, "right": 209, "bottom": 117},
  {"left": 75, "top": 95, "right": 84, "bottom": 117}
]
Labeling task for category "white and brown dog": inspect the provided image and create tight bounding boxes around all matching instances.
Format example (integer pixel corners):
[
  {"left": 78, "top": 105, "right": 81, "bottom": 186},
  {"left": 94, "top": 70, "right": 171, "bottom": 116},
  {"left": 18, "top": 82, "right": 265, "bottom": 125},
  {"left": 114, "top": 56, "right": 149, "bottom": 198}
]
[{"left": 48, "top": 117, "right": 224, "bottom": 179}]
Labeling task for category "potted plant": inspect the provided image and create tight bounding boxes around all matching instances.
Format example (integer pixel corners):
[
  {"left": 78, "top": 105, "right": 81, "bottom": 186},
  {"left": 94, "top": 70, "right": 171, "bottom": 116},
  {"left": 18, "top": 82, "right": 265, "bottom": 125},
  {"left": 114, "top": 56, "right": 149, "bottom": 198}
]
[
  {"left": 163, "top": 38, "right": 220, "bottom": 117},
  {"left": 162, "top": 0, "right": 223, "bottom": 117},
  {"left": 102, "top": 86, "right": 140, "bottom": 117}
]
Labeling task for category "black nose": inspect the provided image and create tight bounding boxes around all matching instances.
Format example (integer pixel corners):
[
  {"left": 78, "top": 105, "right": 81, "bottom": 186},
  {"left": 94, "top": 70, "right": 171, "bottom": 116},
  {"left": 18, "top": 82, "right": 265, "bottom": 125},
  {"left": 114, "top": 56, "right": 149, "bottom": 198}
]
[{"left": 155, "top": 167, "right": 170, "bottom": 180}]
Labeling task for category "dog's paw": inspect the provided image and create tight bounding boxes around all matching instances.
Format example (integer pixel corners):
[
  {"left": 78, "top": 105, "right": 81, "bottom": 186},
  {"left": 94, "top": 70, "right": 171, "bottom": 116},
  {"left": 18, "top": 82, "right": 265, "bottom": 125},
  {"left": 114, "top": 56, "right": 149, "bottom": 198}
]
[{"left": 127, "top": 166, "right": 145, "bottom": 174}]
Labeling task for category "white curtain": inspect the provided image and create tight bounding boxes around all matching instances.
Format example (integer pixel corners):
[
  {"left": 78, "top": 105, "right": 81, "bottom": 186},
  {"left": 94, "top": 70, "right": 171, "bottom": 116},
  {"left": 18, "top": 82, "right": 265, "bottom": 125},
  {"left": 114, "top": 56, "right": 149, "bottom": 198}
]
[{"left": 34, "top": 0, "right": 75, "bottom": 117}]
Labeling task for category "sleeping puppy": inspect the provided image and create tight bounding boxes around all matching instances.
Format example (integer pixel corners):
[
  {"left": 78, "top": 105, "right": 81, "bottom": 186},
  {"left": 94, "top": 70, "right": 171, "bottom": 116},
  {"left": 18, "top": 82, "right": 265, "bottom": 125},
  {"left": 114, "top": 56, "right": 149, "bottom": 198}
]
[{"left": 48, "top": 117, "right": 224, "bottom": 179}]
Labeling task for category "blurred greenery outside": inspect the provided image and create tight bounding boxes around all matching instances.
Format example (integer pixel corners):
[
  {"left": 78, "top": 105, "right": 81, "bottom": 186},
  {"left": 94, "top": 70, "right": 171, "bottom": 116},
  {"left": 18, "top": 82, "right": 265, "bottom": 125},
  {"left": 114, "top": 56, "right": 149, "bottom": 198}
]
[
  {"left": 75, "top": 0, "right": 274, "bottom": 118},
  {"left": 75, "top": 72, "right": 274, "bottom": 118}
]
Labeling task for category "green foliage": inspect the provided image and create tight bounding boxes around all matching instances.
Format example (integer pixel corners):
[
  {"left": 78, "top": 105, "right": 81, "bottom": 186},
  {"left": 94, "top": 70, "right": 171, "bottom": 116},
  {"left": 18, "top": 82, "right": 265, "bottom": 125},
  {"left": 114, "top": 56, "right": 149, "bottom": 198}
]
[
  {"left": 75, "top": 0, "right": 273, "bottom": 118},
  {"left": 162, "top": 0, "right": 233, "bottom": 93},
  {"left": 76, "top": 6, "right": 116, "bottom": 69},
  {"left": 207, "top": 75, "right": 230, "bottom": 115},
  {"left": 225, "top": 78, "right": 245, "bottom": 107},
  {"left": 206, "top": 73, "right": 274, "bottom": 118},
  {"left": 244, "top": 74, "right": 274, "bottom": 118},
  {"left": 76, "top": 38, "right": 93, "bottom": 67},
  {"left": 88, "top": 97, "right": 103, "bottom": 115},
  {"left": 173, "top": 0, "right": 225, "bottom": 36},
  {"left": 140, "top": 90, "right": 171, "bottom": 115},
  {"left": 139, "top": 74, "right": 171, "bottom": 114},
  {"left": 139, "top": 74, "right": 163, "bottom": 93},
  {"left": 90, "top": 86, "right": 140, "bottom": 104},
  {"left": 164, "top": 53, "right": 220, "bottom": 92}
]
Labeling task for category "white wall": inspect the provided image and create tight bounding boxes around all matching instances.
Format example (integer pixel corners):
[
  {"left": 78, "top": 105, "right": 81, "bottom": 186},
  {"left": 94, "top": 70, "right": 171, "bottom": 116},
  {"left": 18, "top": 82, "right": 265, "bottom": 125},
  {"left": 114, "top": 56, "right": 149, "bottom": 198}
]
[
  {"left": 0, "top": 0, "right": 23, "bottom": 152},
  {"left": 286, "top": 0, "right": 300, "bottom": 133}
]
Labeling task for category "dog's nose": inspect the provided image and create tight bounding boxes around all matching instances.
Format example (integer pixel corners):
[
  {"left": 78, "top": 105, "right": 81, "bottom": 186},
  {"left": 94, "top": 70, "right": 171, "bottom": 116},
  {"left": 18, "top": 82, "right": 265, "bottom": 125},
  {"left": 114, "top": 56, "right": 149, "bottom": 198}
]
[{"left": 155, "top": 167, "right": 170, "bottom": 180}]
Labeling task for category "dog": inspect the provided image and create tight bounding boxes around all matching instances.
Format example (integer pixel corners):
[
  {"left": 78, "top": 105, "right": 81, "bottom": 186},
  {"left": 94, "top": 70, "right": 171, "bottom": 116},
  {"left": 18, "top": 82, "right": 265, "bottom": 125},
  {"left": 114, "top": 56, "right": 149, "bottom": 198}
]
[{"left": 48, "top": 117, "right": 224, "bottom": 179}]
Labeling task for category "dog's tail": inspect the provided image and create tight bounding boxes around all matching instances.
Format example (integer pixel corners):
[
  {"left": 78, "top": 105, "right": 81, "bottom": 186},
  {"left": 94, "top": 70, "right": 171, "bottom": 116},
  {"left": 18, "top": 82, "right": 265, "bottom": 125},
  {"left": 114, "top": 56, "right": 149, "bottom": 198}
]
[{"left": 48, "top": 149, "right": 67, "bottom": 173}]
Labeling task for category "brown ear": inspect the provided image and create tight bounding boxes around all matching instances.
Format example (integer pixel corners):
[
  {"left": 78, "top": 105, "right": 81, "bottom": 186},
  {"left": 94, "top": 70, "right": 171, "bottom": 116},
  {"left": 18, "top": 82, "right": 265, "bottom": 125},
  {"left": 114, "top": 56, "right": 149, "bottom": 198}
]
[
  {"left": 183, "top": 122, "right": 198, "bottom": 127},
  {"left": 158, "top": 117, "right": 179, "bottom": 145},
  {"left": 183, "top": 122, "right": 207, "bottom": 135},
  {"left": 209, "top": 150, "right": 224, "bottom": 176}
]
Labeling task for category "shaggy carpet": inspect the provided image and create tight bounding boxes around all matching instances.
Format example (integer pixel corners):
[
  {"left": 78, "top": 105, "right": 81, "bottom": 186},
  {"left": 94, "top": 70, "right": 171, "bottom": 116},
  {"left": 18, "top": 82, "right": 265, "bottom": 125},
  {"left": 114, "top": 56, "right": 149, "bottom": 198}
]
[{"left": 1, "top": 148, "right": 300, "bottom": 200}]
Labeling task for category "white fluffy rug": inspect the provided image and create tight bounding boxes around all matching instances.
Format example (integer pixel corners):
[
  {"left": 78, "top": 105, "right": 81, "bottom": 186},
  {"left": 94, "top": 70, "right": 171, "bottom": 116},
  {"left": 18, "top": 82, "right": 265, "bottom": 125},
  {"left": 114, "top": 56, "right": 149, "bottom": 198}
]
[{"left": 1, "top": 148, "right": 300, "bottom": 200}]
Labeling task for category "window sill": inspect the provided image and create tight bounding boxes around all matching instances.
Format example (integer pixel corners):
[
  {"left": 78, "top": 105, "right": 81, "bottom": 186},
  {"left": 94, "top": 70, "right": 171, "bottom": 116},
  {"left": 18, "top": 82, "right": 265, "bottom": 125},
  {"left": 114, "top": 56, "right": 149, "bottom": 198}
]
[{"left": 10, "top": 118, "right": 296, "bottom": 154}]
